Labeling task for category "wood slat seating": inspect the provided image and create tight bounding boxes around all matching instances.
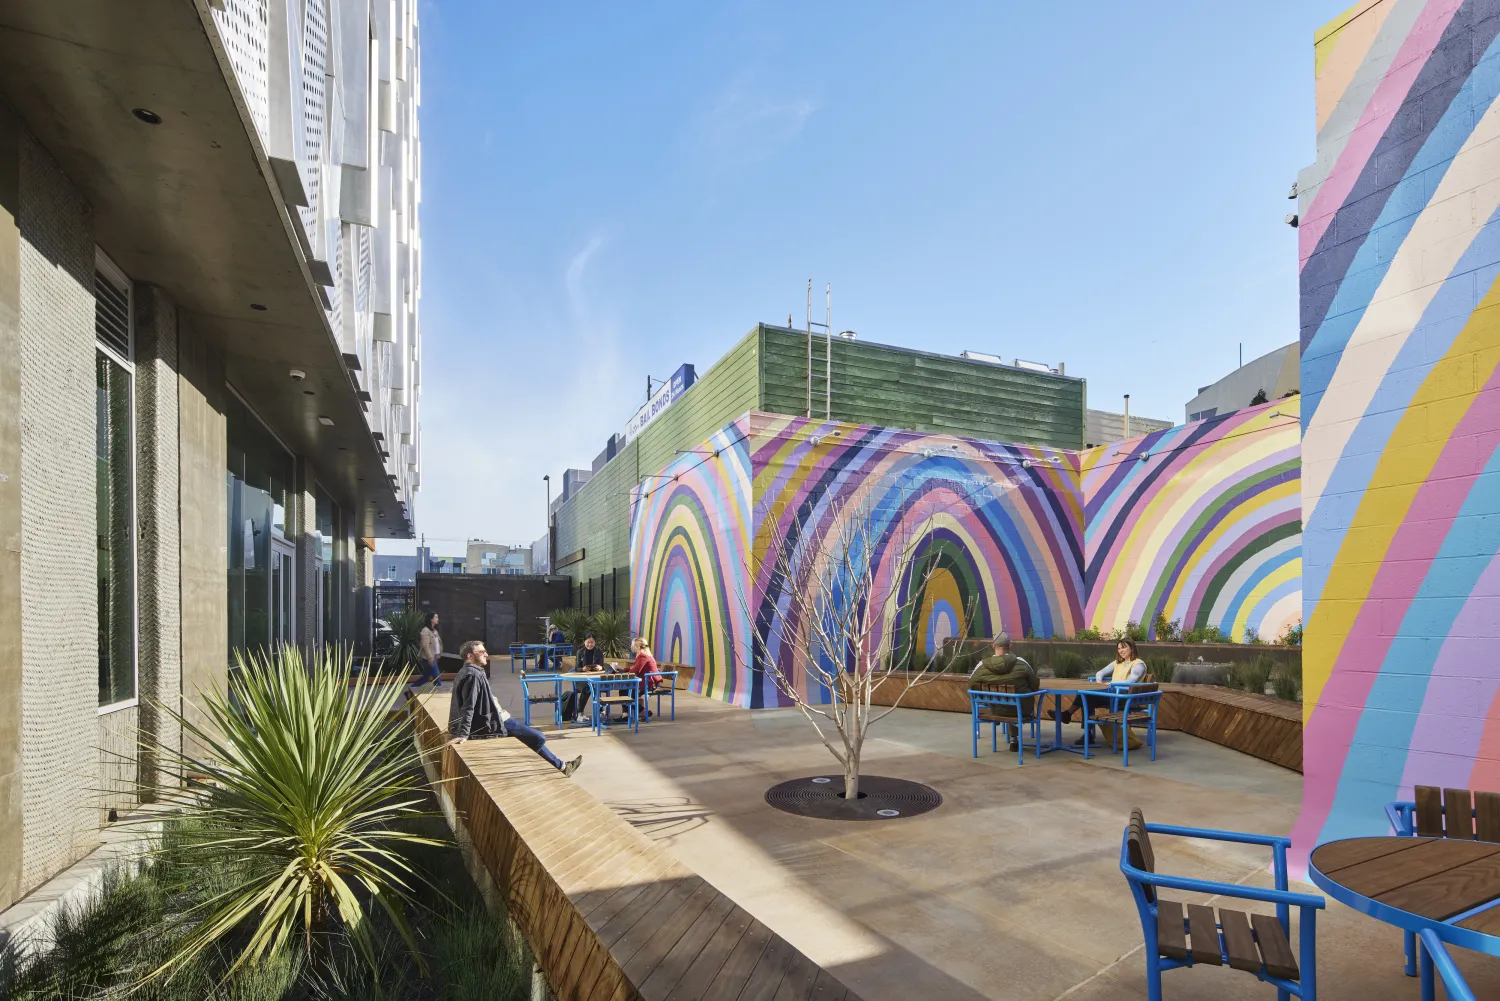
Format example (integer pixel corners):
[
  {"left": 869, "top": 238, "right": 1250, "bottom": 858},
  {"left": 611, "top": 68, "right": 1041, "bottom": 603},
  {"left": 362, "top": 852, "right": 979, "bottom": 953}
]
[
  {"left": 411, "top": 693, "right": 861, "bottom": 1000},
  {"left": 1384, "top": 784, "right": 1500, "bottom": 976},
  {"left": 1121, "top": 807, "right": 1325, "bottom": 1000}
]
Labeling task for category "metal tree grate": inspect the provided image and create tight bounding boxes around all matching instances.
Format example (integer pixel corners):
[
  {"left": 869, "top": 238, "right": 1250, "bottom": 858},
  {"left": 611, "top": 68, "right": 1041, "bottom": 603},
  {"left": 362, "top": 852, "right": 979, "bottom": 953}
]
[{"left": 764, "top": 775, "right": 942, "bottom": 821}]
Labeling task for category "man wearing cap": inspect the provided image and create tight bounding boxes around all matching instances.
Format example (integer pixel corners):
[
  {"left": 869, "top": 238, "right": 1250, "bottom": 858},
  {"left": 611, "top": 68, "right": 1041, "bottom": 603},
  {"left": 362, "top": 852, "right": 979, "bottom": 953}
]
[{"left": 969, "top": 633, "right": 1039, "bottom": 752}]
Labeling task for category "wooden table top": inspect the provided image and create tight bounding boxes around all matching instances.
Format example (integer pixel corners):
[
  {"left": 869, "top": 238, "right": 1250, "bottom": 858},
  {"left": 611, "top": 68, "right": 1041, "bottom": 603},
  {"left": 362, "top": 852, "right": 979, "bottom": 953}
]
[{"left": 1311, "top": 837, "right": 1500, "bottom": 936}]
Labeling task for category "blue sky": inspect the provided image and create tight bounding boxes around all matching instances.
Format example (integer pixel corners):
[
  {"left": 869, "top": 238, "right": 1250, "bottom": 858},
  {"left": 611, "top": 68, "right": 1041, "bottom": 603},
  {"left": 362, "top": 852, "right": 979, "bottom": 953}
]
[{"left": 389, "top": 0, "right": 1348, "bottom": 557}]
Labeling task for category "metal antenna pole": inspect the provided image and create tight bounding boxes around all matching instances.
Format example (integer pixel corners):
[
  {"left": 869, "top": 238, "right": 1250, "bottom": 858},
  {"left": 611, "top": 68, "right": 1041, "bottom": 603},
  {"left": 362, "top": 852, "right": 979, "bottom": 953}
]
[
  {"left": 806, "top": 279, "right": 813, "bottom": 418},
  {"left": 825, "top": 283, "right": 832, "bottom": 420}
]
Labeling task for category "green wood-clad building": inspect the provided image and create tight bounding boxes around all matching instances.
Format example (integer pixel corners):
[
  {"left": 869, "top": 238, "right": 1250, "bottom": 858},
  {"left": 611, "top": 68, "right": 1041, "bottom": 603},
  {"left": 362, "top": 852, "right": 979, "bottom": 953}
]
[{"left": 555, "top": 324, "right": 1086, "bottom": 605}]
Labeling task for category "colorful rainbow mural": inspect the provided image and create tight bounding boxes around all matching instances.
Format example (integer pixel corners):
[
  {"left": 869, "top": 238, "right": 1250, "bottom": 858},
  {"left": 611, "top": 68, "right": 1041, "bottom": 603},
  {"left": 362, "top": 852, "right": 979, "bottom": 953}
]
[
  {"left": 747, "top": 415, "right": 1086, "bottom": 708},
  {"left": 628, "top": 419, "right": 753, "bottom": 705},
  {"left": 1081, "top": 400, "right": 1303, "bottom": 644},
  {"left": 1291, "top": 0, "right": 1500, "bottom": 860}
]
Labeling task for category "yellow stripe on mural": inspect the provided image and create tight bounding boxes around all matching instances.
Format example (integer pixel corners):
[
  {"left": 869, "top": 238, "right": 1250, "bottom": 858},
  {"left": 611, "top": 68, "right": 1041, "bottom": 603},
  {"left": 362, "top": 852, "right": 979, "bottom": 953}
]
[
  {"left": 1160, "top": 477, "right": 1300, "bottom": 622},
  {"left": 1303, "top": 277, "right": 1500, "bottom": 713},
  {"left": 1231, "top": 558, "right": 1302, "bottom": 644}
]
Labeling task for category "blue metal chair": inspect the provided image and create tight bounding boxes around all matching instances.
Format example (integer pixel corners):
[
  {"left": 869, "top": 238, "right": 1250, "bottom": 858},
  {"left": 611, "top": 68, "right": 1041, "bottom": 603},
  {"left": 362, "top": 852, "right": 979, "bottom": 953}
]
[
  {"left": 1385, "top": 785, "right": 1500, "bottom": 976},
  {"left": 1120, "top": 807, "right": 1325, "bottom": 1001},
  {"left": 968, "top": 686, "right": 1043, "bottom": 763},
  {"left": 518, "top": 672, "right": 563, "bottom": 728},
  {"left": 644, "top": 670, "right": 677, "bottom": 721},
  {"left": 1084, "top": 683, "right": 1162, "bottom": 766},
  {"left": 1417, "top": 929, "right": 1479, "bottom": 1001},
  {"left": 595, "top": 673, "right": 641, "bottom": 733}
]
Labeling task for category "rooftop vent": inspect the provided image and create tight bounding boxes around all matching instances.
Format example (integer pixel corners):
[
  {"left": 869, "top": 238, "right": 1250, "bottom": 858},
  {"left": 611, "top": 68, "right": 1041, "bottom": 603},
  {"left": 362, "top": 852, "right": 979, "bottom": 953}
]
[{"left": 960, "top": 350, "right": 1002, "bottom": 365}]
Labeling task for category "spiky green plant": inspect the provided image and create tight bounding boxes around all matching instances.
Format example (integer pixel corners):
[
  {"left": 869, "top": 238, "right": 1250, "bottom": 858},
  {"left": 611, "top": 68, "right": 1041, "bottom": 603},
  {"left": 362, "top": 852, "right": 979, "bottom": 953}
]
[
  {"left": 546, "top": 607, "right": 591, "bottom": 647},
  {"left": 136, "top": 648, "right": 441, "bottom": 985},
  {"left": 588, "top": 609, "right": 630, "bottom": 657},
  {"left": 382, "top": 607, "right": 427, "bottom": 676}
]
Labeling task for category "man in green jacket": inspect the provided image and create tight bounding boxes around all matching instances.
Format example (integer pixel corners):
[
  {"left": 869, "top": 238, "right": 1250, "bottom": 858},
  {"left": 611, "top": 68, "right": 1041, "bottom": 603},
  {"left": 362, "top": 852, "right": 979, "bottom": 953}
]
[{"left": 969, "top": 633, "right": 1038, "bottom": 752}]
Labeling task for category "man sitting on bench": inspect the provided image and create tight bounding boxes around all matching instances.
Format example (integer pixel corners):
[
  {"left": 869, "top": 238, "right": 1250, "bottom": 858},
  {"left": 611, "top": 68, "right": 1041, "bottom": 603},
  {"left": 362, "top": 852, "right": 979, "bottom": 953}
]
[
  {"left": 449, "top": 640, "right": 582, "bottom": 776},
  {"left": 969, "top": 633, "right": 1038, "bottom": 752}
]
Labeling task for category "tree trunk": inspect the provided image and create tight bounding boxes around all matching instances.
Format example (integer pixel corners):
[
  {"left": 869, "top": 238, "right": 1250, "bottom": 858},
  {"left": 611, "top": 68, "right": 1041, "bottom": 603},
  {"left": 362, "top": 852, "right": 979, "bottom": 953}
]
[{"left": 844, "top": 698, "right": 861, "bottom": 800}]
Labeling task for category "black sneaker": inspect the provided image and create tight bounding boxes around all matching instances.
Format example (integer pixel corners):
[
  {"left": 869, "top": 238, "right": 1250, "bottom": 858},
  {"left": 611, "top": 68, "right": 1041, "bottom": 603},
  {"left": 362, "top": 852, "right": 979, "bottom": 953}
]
[
  {"left": 1008, "top": 740, "right": 1019, "bottom": 752},
  {"left": 562, "top": 755, "right": 583, "bottom": 777}
]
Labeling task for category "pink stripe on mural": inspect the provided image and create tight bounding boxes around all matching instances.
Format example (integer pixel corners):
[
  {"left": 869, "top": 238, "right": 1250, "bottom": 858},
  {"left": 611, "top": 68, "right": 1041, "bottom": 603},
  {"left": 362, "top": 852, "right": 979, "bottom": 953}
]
[
  {"left": 1299, "top": 0, "right": 1462, "bottom": 266},
  {"left": 1292, "top": 376, "right": 1500, "bottom": 853},
  {"left": 1466, "top": 677, "right": 1500, "bottom": 792},
  {"left": 1397, "top": 551, "right": 1500, "bottom": 796}
]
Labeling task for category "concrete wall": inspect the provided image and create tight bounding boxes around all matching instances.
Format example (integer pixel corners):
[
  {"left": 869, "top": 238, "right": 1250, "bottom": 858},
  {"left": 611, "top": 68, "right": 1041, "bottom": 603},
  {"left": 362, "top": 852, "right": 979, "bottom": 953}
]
[
  {"left": 16, "top": 127, "right": 99, "bottom": 893},
  {"left": 413, "top": 574, "right": 572, "bottom": 654},
  {"left": 1184, "top": 343, "right": 1300, "bottom": 423},
  {"left": 1291, "top": 0, "right": 1500, "bottom": 860},
  {"left": 0, "top": 101, "right": 24, "bottom": 913}
]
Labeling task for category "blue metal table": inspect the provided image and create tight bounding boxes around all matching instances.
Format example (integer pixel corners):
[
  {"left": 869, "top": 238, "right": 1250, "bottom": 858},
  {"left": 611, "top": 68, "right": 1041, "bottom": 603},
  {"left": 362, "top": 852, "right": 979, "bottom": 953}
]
[
  {"left": 561, "top": 672, "right": 642, "bottom": 735},
  {"left": 1309, "top": 836, "right": 1498, "bottom": 1001}
]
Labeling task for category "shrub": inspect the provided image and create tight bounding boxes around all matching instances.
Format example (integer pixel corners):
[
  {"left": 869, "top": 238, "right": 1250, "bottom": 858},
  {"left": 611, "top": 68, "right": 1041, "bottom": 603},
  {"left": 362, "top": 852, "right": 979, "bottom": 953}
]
[
  {"left": 1271, "top": 657, "right": 1302, "bottom": 701},
  {"left": 1244, "top": 626, "right": 1265, "bottom": 645},
  {"left": 547, "top": 607, "right": 591, "bottom": 647},
  {"left": 588, "top": 609, "right": 630, "bottom": 656},
  {"left": 1091, "top": 655, "right": 1115, "bottom": 677},
  {"left": 1052, "top": 650, "right": 1090, "bottom": 679},
  {"left": 1124, "top": 620, "right": 1148, "bottom": 642},
  {"left": 948, "top": 651, "right": 981, "bottom": 675},
  {"left": 1152, "top": 614, "right": 1181, "bottom": 643},
  {"left": 1278, "top": 620, "right": 1304, "bottom": 646},
  {"left": 1184, "top": 624, "right": 1230, "bottom": 644},
  {"left": 1072, "top": 626, "right": 1103, "bottom": 641},
  {"left": 135, "top": 648, "right": 441, "bottom": 982},
  {"left": 1233, "top": 655, "right": 1277, "bottom": 695},
  {"left": 1145, "top": 655, "right": 1175, "bottom": 684},
  {"left": 382, "top": 607, "right": 427, "bottom": 675}
]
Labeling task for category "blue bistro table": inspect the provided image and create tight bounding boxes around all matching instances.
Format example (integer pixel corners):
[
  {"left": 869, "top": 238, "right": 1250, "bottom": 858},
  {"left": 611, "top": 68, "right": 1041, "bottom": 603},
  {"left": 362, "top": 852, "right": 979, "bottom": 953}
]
[
  {"left": 1309, "top": 836, "right": 1500, "bottom": 1001},
  {"left": 561, "top": 672, "right": 642, "bottom": 735}
]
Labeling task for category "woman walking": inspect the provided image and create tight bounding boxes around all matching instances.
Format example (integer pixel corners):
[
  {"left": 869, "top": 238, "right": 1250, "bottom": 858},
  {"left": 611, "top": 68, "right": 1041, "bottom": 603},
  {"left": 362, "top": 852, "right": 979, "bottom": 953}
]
[{"left": 418, "top": 611, "right": 443, "bottom": 688}]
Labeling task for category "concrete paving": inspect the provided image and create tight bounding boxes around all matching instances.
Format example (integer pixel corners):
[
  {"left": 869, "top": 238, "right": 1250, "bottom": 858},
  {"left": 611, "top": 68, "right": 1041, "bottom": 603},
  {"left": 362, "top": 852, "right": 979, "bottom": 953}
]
[{"left": 485, "top": 661, "right": 1500, "bottom": 1000}]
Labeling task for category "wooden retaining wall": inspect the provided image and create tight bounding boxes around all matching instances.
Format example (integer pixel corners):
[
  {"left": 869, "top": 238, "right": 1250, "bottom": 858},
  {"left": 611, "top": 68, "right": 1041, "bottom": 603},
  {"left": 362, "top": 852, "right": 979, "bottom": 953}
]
[
  {"left": 410, "top": 693, "right": 856, "bottom": 1001},
  {"left": 868, "top": 673, "right": 1303, "bottom": 773}
]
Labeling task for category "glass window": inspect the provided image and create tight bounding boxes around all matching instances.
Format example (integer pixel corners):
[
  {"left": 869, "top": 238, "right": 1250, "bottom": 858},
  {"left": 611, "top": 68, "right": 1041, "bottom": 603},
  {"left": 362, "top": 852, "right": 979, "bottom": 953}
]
[
  {"left": 97, "top": 350, "right": 136, "bottom": 706},
  {"left": 226, "top": 392, "right": 294, "bottom": 663}
]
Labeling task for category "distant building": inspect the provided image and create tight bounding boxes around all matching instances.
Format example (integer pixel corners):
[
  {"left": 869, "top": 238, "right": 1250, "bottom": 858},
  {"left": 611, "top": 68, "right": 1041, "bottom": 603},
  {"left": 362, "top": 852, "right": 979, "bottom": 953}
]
[
  {"left": 531, "top": 534, "right": 552, "bottom": 575},
  {"left": 377, "top": 555, "right": 420, "bottom": 584},
  {"left": 466, "top": 540, "right": 533, "bottom": 576},
  {"left": 1085, "top": 408, "right": 1174, "bottom": 448},
  {"left": 1186, "top": 343, "right": 1300, "bottom": 423}
]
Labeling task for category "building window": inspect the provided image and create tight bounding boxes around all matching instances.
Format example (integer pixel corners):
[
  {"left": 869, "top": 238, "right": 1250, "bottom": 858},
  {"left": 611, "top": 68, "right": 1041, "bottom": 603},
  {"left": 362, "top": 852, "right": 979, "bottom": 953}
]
[
  {"left": 95, "top": 255, "right": 136, "bottom": 708},
  {"left": 226, "top": 391, "right": 295, "bottom": 662},
  {"left": 315, "top": 484, "right": 340, "bottom": 650}
]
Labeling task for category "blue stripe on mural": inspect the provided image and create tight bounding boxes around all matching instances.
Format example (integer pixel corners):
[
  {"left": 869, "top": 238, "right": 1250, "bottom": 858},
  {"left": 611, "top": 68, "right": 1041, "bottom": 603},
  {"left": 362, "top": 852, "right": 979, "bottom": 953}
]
[
  {"left": 1222, "top": 543, "right": 1300, "bottom": 629},
  {"left": 1317, "top": 443, "right": 1500, "bottom": 847},
  {"left": 1301, "top": 3, "right": 1500, "bottom": 381},
  {"left": 1302, "top": 212, "right": 1500, "bottom": 610},
  {"left": 1303, "top": 23, "right": 1500, "bottom": 422}
]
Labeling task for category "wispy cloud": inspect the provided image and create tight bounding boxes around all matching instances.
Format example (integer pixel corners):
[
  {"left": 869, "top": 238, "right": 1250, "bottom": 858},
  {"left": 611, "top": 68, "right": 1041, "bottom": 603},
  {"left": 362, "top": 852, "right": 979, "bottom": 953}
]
[{"left": 692, "top": 73, "right": 816, "bottom": 165}]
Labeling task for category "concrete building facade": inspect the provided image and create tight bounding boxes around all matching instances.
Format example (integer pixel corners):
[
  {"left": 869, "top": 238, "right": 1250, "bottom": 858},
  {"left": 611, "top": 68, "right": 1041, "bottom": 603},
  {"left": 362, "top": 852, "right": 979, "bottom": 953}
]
[
  {"left": 0, "top": 0, "right": 422, "bottom": 914},
  {"left": 1185, "top": 342, "right": 1300, "bottom": 423}
]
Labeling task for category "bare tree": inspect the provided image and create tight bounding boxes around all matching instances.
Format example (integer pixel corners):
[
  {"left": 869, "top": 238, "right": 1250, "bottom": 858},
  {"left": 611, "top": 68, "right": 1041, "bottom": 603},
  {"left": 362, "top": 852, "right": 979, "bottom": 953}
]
[{"left": 742, "top": 486, "right": 977, "bottom": 800}]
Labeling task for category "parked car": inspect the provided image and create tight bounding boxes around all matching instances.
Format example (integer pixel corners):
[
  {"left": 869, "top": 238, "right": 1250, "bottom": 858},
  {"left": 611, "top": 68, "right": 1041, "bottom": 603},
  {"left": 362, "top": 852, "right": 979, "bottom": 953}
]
[{"left": 373, "top": 618, "right": 395, "bottom": 656}]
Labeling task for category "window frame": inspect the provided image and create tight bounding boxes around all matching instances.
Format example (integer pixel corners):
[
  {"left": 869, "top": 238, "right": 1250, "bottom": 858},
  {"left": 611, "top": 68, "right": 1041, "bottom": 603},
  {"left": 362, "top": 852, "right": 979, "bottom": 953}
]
[{"left": 95, "top": 249, "right": 139, "bottom": 716}]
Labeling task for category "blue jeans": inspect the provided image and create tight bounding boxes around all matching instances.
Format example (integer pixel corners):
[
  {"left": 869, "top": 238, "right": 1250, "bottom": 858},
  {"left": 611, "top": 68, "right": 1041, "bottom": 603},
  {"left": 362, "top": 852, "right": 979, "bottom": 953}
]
[
  {"left": 420, "top": 659, "right": 441, "bottom": 685},
  {"left": 501, "top": 718, "right": 563, "bottom": 770}
]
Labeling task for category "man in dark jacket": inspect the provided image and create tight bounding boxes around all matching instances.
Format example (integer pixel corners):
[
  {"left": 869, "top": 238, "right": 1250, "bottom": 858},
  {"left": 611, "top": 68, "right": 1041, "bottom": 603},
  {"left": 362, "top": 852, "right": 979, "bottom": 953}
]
[
  {"left": 449, "top": 640, "right": 581, "bottom": 776},
  {"left": 969, "top": 633, "right": 1038, "bottom": 752}
]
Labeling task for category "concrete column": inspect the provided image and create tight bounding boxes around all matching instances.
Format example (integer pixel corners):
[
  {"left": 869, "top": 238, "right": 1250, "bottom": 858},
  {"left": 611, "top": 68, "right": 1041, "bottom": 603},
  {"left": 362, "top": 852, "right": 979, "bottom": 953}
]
[
  {"left": 294, "top": 457, "right": 320, "bottom": 658},
  {"left": 0, "top": 101, "right": 23, "bottom": 913},
  {"left": 133, "top": 285, "right": 181, "bottom": 799},
  {"left": 354, "top": 537, "right": 374, "bottom": 656}
]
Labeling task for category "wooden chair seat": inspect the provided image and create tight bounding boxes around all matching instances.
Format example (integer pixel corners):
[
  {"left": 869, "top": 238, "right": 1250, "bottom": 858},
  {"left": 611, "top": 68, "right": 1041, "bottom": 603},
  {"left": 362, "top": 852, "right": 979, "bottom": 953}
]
[
  {"left": 1098, "top": 709, "right": 1153, "bottom": 725},
  {"left": 526, "top": 693, "right": 560, "bottom": 704},
  {"left": 1156, "top": 899, "right": 1298, "bottom": 981},
  {"left": 598, "top": 694, "right": 636, "bottom": 705}
]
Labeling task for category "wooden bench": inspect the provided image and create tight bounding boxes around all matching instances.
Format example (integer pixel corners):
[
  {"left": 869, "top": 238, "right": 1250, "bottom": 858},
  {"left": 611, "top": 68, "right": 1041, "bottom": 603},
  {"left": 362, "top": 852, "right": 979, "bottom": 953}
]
[{"left": 410, "top": 692, "right": 859, "bottom": 1000}]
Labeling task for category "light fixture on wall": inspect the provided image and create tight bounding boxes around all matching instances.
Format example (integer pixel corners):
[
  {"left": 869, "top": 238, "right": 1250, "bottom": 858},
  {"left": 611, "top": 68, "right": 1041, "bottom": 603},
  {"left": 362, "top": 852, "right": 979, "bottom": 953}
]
[
  {"left": 318, "top": 415, "right": 334, "bottom": 426},
  {"left": 132, "top": 108, "right": 162, "bottom": 125}
]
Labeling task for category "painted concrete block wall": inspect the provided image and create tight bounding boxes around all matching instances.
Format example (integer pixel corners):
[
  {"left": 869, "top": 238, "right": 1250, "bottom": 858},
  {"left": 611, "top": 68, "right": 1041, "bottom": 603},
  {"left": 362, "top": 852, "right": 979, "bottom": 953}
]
[
  {"left": 1292, "top": 0, "right": 1500, "bottom": 857},
  {"left": 1081, "top": 399, "right": 1303, "bottom": 643},
  {"left": 631, "top": 412, "right": 1085, "bottom": 708},
  {"left": 630, "top": 408, "right": 1301, "bottom": 711}
]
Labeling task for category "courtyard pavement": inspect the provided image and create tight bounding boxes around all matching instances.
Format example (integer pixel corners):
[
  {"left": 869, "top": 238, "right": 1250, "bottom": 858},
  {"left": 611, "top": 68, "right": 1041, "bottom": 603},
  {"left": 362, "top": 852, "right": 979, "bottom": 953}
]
[{"left": 484, "top": 661, "right": 1500, "bottom": 1000}]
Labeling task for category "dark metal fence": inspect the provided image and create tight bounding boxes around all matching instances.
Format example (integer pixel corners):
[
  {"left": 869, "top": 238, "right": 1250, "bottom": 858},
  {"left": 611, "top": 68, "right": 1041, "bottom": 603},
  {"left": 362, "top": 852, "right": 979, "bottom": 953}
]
[
  {"left": 572, "top": 567, "right": 629, "bottom": 617},
  {"left": 374, "top": 583, "right": 415, "bottom": 623}
]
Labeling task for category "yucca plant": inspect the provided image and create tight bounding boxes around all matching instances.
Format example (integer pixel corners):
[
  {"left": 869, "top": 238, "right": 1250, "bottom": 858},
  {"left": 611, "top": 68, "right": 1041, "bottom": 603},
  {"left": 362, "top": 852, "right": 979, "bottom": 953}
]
[
  {"left": 588, "top": 609, "right": 630, "bottom": 657},
  {"left": 135, "top": 647, "right": 441, "bottom": 985},
  {"left": 383, "top": 608, "right": 427, "bottom": 676}
]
